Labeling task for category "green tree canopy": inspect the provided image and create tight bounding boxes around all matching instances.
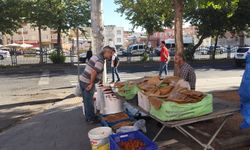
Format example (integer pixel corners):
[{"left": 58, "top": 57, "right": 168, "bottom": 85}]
[
  {"left": 0, "top": 0, "right": 25, "bottom": 35},
  {"left": 115, "top": 0, "right": 173, "bottom": 36}
]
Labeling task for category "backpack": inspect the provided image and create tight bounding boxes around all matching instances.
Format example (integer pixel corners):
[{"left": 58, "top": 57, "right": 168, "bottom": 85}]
[{"left": 114, "top": 56, "right": 120, "bottom": 67}]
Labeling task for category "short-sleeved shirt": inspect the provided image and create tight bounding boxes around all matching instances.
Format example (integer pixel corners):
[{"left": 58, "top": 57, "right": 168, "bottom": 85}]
[
  {"left": 80, "top": 54, "right": 104, "bottom": 85},
  {"left": 179, "top": 63, "right": 196, "bottom": 90},
  {"left": 160, "top": 47, "right": 169, "bottom": 62}
]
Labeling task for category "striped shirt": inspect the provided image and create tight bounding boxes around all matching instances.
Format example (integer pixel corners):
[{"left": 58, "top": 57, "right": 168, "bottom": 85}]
[
  {"left": 80, "top": 54, "right": 104, "bottom": 85},
  {"left": 179, "top": 63, "right": 196, "bottom": 90}
]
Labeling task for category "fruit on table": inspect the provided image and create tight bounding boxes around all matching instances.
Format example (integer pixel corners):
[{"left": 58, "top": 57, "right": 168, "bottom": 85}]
[{"left": 118, "top": 139, "right": 145, "bottom": 150}]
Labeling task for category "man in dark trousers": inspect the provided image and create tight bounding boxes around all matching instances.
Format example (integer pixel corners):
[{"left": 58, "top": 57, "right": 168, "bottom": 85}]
[
  {"left": 79, "top": 46, "right": 114, "bottom": 123},
  {"left": 86, "top": 47, "right": 93, "bottom": 61},
  {"left": 159, "top": 41, "right": 169, "bottom": 78},
  {"left": 111, "top": 48, "right": 120, "bottom": 83}
]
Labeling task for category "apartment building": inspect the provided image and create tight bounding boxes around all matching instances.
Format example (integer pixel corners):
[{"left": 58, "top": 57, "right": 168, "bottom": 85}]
[{"left": 103, "top": 25, "right": 124, "bottom": 48}]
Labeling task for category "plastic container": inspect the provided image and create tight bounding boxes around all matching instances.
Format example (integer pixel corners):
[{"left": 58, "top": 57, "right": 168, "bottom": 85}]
[
  {"left": 88, "top": 127, "right": 113, "bottom": 150},
  {"left": 109, "top": 131, "right": 158, "bottom": 150},
  {"left": 138, "top": 91, "right": 150, "bottom": 112}
]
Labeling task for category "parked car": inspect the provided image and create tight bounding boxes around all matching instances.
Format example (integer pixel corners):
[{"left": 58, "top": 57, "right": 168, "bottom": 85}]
[
  {"left": 117, "top": 48, "right": 125, "bottom": 56},
  {"left": 79, "top": 52, "right": 87, "bottom": 63},
  {"left": 123, "top": 44, "right": 146, "bottom": 56},
  {"left": 207, "top": 46, "right": 226, "bottom": 54},
  {"left": 234, "top": 47, "right": 250, "bottom": 66},
  {"left": 198, "top": 47, "right": 210, "bottom": 55},
  {"left": 0, "top": 49, "right": 10, "bottom": 60}
]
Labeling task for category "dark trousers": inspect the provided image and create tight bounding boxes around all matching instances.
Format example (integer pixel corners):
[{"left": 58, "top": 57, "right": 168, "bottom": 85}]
[
  {"left": 112, "top": 67, "right": 120, "bottom": 82},
  {"left": 79, "top": 81, "right": 95, "bottom": 121},
  {"left": 159, "top": 61, "right": 168, "bottom": 77}
]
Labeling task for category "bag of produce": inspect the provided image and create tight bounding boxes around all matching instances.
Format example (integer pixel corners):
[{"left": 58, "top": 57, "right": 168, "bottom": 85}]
[
  {"left": 150, "top": 94, "right": 213, "bottom": 121},
  {"left": 117, "top": 82, "right": 140, "bottom": 100}
]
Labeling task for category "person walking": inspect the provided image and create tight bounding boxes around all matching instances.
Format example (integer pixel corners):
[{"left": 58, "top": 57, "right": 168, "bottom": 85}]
[
  {"left": 79, "top": 46, "right": 114, "bottom": 123},
  {"left": 86, "top": 47, "right": 93, "bottom": 61},
  {"left": 159, "top": 41, "right": 169, "bottom": 78},
  {"left": 111, "top": 48, "right": 120, "bottom": 83},
  {"left": 174, "top": 52, "right": 196, "bottom": 90}
]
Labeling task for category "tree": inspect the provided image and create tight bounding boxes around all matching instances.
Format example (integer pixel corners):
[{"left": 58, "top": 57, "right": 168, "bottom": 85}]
[
  {"left": 172, "top": 0, "right": 184, "bottom": 54},
  {"left": 115, "top": 0, "right": 173, "bottom": 44},
  {"left": 91, "top": 0, "right": 104, "bottom": 54},
  {"left": 185, "top": 0, "right": 240, "bottom": 59},
  {"left": 0, "top": 0, "right": 25, "bottom": 36},
  {"left": 25, "top": 0, "right": 53, "bottom": 63},
  {"left": 46, "top": 0, "right": 90, "bottom": 56}
]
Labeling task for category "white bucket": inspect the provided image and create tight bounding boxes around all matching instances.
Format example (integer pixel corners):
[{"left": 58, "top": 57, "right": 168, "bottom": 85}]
[{"left": 88, "top": 127, "right": 112, "bottom": 150}]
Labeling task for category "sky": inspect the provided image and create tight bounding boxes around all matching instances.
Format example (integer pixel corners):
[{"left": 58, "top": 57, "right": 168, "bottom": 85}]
[{"left": 103, "top": 0, "right": 142, "bottom": 32}]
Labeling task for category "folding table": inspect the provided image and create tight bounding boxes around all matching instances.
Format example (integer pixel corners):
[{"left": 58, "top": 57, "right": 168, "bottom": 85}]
[{"left": 118, "top": 94, "right": 240, "bottom": 150}]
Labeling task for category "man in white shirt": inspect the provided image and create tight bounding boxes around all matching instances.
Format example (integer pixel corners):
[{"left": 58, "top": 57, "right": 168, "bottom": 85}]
[{"left": 111, "top": 48, "right": 120, "bottom": 83}]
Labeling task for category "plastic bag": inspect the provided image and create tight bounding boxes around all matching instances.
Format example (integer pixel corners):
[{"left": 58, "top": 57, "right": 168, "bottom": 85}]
[
  {"left": 239, "top": 54, "right": 250, "bottom": 128},
  {"left": 118, "top": 83, "right": 140, "bottom": 100},
  {"left": 116, "top": 119, "right": 146, "bottom": 133},
  {"left": 74, "top": 83, "right": 82, "bottom": 97},
  {"left": 150, "top": 94, "right": 213, "bottom": 121}
]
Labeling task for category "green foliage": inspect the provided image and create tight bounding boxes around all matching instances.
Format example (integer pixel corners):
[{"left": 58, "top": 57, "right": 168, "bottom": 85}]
[
  {"left": 49, "top": 51, "right": 66, "bottom": 64},
  {"left": 141, "top": 53, "right": 149, "bottom": 62},
  {"left": 0, "top": 0, "right": 25, "bottom": 34},
  {"left": 115, "top": 0, "right": 173, "bottom": 35}
]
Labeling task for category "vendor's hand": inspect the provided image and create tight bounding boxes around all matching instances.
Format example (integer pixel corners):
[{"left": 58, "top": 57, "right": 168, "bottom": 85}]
[{"left": 86, "top": 83, "right": 93, "bottom": 91}]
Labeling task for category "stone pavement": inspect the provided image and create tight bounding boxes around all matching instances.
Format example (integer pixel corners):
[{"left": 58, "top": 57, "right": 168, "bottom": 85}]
[{"left": 0, "top": 97, "right": 96, "bottom": 150}]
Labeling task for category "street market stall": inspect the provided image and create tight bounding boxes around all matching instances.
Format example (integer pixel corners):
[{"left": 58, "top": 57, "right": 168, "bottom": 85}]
[{"left": 92, "top": 76, "right": 239, "bottom": 150}]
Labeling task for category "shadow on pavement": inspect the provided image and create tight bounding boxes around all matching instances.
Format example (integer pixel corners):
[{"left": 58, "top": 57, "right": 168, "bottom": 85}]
[{"left": 0, "top": 105, "right": 96, "bottom": 150}]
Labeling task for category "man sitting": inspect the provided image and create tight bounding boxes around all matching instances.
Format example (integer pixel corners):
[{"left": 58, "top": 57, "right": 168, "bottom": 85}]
[{"left": 174, "top": 52, "right": 196, "bottom": 90}]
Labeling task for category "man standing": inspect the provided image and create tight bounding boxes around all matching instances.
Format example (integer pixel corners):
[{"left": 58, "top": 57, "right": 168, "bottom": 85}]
[
  {"left": 159, "top": 41, "right": 169, "bottom": 78},
  {"left": 174, "top": 52, "right": 196, "bottom": 90},
  {"left": 111, "top": 48, "right": 120, "bottom": 83},
  {"left": 79, "top": 46, "right": 114, "bottom": 122},
  {"left": 86, "top": 47, "right": 93, "bottom": 61}
]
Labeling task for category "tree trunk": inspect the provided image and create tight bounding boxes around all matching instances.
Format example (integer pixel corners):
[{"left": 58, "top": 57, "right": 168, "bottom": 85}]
[
  {"left": 212, "top": 34, "right": 219, "bottom": 60},
  {"left": 173, "top": 0, "right": 184, "bottom": 76},
  {"left": 173, "top": 0, "right": 184, "bottom": 54},
  {"left": 239, "top": 31, "right": 245, "bottom": 47},
  {"left": 38, "top": 26, "right": 43, "bottom": 64},
  {"left": 57, "top": 28, "right": 62, "bottom": 56},
  {"left": 91, "top": 0, "right": 104, "bottom": 54},
  {"left": 191, "top": 35, "right": 206, "bottom": 58}
]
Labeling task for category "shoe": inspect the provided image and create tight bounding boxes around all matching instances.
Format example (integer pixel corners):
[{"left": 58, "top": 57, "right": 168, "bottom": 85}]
[
  {"left": 109, "top": 81, "right": 115, "bottom": 84},
  {"left": 116, "top": 80, "right": 120, "bottom": 83},
  {"left": 89, "top": 118, "right": 100, "bottom": 124}
]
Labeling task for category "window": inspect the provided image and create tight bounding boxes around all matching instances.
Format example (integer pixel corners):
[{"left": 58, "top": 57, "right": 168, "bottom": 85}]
[
  {"left": 132, "top": 45, "right": 138, "bottom": 50},
  {"left": 139, "top": 45, "right": 144, "bottom": 49},
  {"left": 116, "top": 30, "right": 121, "bottom": 35},
  {"left": 117, "top": 38, "right": 121, "bottom": 43}
]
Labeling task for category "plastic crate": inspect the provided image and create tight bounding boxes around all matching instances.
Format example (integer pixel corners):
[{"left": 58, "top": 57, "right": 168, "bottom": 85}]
[
  {"left": 100, "top": 112, "right": 134, "bottom": 127},
  {"left": 109, "top": 131, "right": 158, "bottom": 150}
]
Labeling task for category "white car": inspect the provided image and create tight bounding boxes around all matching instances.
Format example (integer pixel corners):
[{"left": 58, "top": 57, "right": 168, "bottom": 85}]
[
  {"left": 235, "top": 47, "right": 250, "bottom": 66},
  {"left": 123, "top": 44, "right": 146, "bottom": 56},
  {"left": 0, "top": 50, "right": 10, "bottom": 60}
]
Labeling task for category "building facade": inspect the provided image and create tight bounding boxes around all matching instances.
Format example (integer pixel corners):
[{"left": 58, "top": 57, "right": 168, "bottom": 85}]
[{"left": 103, "top": 25, "right": 124, "bottom": 49}]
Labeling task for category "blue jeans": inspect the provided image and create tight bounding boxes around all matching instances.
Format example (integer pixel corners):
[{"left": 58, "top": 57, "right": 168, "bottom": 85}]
[
  {"left": 79, "top": 81, "right": 96, "bottom": 121},
  {"left": 111, "top": 67, "right": 120, "bottom": 82},
  {"left": 159, "top": 62, "right": 168, "bottom": 77}
]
